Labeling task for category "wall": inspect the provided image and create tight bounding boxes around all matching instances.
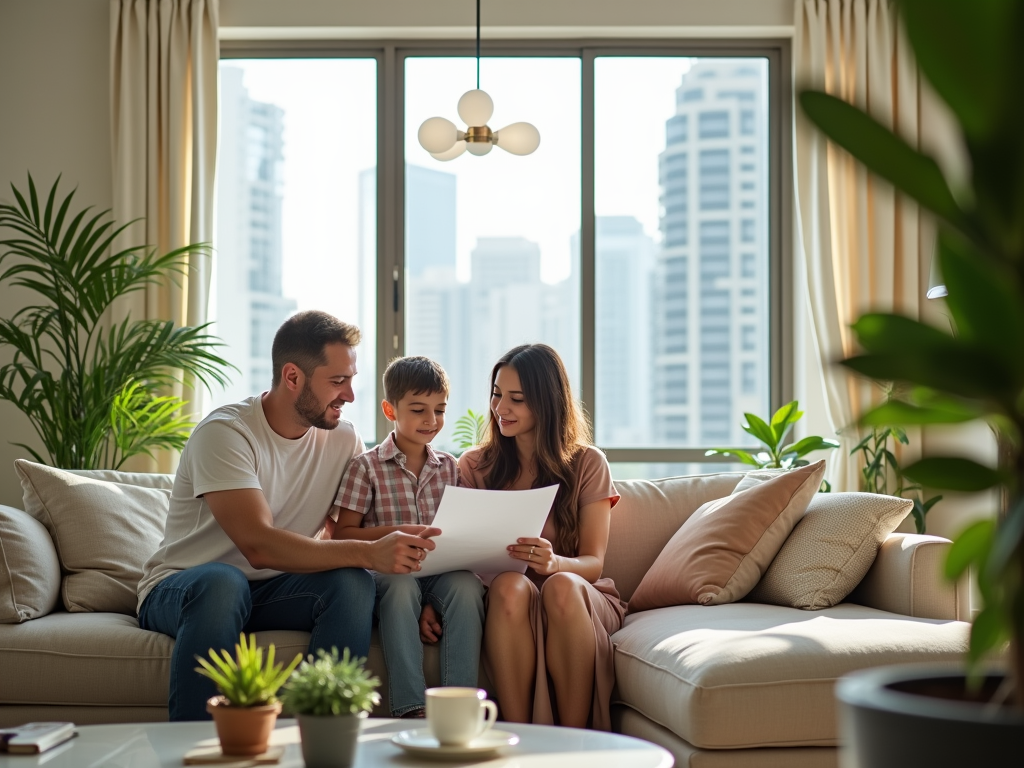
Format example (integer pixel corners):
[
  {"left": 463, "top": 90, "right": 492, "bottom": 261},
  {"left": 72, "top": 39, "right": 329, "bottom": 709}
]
[{"left": 0, "top": 0, "right": 112, "bottom": 506}]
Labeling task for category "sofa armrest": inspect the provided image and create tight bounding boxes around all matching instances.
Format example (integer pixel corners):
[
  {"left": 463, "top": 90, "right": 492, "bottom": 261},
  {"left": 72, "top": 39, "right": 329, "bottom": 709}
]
[{"left": 848, "top": 533, "right": 970, "bottom": 621}]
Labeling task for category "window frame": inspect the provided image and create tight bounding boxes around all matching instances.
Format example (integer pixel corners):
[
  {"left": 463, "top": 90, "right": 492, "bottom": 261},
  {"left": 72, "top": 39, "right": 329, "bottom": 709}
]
[{"left": 220, "top": 37, "right": 793, "bottom": 465}]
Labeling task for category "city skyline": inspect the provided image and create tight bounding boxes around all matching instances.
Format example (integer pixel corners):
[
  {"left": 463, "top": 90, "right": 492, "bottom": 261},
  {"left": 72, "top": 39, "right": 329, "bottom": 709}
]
[{"left": 211, "top": 57, "right": 769, "bottom": 462}]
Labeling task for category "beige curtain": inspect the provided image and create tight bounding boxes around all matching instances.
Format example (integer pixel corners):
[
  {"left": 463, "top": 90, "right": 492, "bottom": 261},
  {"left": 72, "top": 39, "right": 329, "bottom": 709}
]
[
  {"left": 793, "top": 0, "right": 956, "bottom": 491},
  {"left": 110, "top": 0, "right": 219, "bottom": 472}
]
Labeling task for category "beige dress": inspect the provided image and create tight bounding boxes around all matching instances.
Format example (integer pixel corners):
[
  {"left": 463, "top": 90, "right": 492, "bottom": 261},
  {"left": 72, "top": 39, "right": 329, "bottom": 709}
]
[{"left": 458, "top": 446, "right": 626, "bottom": 731}]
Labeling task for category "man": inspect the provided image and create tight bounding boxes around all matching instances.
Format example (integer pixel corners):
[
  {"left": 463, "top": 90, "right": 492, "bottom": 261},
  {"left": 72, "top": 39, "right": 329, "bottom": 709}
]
[{"left": 137, "top": 310, "right": 437, "bottom": 721}]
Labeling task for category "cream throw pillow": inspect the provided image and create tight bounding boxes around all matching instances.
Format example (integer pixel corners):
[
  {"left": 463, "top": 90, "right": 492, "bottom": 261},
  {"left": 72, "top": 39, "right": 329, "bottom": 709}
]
[
  {"left": 15, "top": 460, "right": 172, "bottom": 615},
  {"left": 628, "top": 460, "right": 826, "bottom": 613},
  {"left": 0, "top": 505, "right": 61, "bottom": 623},
  {"left": 747, "top": 492, "right": 912, "bottom": 609}
]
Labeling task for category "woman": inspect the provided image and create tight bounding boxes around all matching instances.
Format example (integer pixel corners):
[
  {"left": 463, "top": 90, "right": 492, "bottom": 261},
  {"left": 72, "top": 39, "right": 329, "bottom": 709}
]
[{"left": 458, "top": 343, "right": 624, "bottom": 730}]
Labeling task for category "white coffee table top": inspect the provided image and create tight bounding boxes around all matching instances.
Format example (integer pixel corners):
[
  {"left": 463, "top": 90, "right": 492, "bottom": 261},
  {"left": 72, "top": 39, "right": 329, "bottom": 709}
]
[{"left": 0, "top": 718, "right": 674, "bottom": 767}]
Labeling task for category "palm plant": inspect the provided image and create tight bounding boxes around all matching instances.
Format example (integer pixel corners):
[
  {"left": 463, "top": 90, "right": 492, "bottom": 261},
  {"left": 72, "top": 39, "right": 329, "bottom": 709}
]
[
  {"left": 452, "top": 408, "right": 488, "bottom": 451},
  {"left": 0, "top": 175, "right": 233, "bottom": 469},
  {"left": 799, "top": 0, "right": 1024, "bottom": 703}
]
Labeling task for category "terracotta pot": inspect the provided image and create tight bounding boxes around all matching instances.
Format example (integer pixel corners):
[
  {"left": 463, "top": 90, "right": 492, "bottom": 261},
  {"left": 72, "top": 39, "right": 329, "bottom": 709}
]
[
  {"left": 206, "top": 696, "right": 282, "bottom": 756},
  {"left": 297, "top": 711, "right": 366, "bottom": 768},
  {"left": 837, "top": 665, "right": 1024, "bottom": 768}
]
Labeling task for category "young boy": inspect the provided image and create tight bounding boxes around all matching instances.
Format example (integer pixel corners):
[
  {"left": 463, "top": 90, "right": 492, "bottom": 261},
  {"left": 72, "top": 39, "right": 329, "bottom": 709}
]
[{"left": 332, "top": 356, "right": 484, "bottom": 718}]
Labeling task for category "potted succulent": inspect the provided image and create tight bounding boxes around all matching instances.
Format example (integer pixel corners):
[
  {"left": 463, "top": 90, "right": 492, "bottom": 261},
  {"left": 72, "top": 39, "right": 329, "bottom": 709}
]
[
  {"left": 280, "top": 647, "right": 381, "bottom": 768},
  {"left": 799, "top": 0, "right": 1024, "bottom": 762},
  {"left": 705, "top": 400, "right": 839, "bottom": 490},
  {"left": 195, "top": 633, "right": 302, "bottom": 757}
]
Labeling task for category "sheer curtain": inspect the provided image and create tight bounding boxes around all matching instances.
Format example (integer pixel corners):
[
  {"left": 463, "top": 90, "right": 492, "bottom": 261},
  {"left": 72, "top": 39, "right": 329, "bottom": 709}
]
[
  {"left": 793, "top": 0, "right": 959, "bottom": 491},
  {"left": 109, "top": 0, "right": 219, "bottom": 471}
]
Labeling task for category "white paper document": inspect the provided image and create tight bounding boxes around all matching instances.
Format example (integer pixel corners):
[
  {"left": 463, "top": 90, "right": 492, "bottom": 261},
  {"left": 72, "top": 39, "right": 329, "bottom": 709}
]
[{"left": 415, "top": 485, "right": 559, "bottom": 577}]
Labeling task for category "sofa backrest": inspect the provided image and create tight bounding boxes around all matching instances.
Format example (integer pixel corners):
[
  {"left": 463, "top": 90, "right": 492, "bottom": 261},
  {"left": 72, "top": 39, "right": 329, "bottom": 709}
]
[{"left": 604, "top": 471, "right": 744, "bottom": 601}]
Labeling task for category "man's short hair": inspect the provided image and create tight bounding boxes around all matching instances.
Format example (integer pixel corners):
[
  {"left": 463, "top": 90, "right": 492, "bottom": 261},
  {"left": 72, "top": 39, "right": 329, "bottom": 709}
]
[
  {"left": 383, "top": 356, "right": 450, "bottom": 405},
  {"left": 271, "top": 311, "right": 361, "bottom": 387}
]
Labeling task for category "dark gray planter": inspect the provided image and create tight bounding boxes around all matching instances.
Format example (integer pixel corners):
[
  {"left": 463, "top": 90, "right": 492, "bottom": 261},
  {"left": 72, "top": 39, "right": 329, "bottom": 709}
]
[
  {"left": 296, "top": 711, "right": 366, "bottom": 768},
  {"left": 837, "top": 665, "right": 1024, "bottom": 768}
]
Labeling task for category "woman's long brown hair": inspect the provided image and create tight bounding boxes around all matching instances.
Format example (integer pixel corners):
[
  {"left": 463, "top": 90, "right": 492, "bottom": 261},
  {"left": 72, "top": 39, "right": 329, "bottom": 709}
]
[{"left": 475, "top": 344, "right": 594, "bottom": 556}]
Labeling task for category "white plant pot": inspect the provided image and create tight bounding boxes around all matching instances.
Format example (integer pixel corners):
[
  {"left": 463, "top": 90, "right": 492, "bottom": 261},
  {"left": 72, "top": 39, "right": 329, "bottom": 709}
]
[{"left": 297, "top": 711, "right": 366, "bottom": 768}]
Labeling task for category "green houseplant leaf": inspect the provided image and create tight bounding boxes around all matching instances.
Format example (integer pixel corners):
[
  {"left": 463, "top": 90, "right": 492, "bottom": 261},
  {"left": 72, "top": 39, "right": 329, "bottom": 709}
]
[
  {"left": 281, "top": 647, "right": 381, "bottom": 717},
  {"left": 195, "top": 633, "right": 302, "bottom": 708},
  {"left": 0, "top": 175, "right": 236, "bottom": 469}
]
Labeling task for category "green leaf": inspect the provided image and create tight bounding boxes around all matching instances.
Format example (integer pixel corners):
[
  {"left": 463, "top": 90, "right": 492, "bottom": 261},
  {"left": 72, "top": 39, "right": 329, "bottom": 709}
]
[
  {"left": 705, "top": 449, "right": 762, "bottom": 467},
  {"left": 799, "top": 91, "right": 966, "bottom": 229},
  {"left": 967, "top": 604, "right": 1007, "bottom": 666},
  {"left": 902, "top": 457, "right": 1004, "bottom": 492},
  {"left": 944, "top": 519, "right": 995, "bottom": 581},
  {"left": 985, "top": 498, "right": 1024, "bottom": 578},
  {"left": 899, "top": 0, "right": 1015, "bottom": 141},
  {"left": 769, "top": 400, "right": 801, "bottom": 444},
  {"left": 937, "top": 230, "right": 1024, "bottom": 373},
  {"left": 742, "top": 413, "right": 777, "bottom": 451},
  {"left": 859, "top": 400, "right": 980, "bottom": 427},
  {"left": 780, "top": 435, "right": 840, "bottom": 458}
]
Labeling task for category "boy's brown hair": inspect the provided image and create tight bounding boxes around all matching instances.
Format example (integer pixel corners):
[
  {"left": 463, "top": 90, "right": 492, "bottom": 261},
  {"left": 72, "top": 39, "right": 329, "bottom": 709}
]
[{"left": 383, "top": 356, "right": 450, "bottom": 405}]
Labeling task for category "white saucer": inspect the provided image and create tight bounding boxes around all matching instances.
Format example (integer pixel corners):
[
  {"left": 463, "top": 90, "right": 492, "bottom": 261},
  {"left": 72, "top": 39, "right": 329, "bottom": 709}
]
[{"left": 391, "top": 728, "right": 520, "bottom": 760}]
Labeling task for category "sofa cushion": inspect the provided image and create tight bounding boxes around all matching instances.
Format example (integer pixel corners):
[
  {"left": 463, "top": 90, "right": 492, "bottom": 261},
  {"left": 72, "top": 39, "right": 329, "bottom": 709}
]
[
  {"left": 604, "top": 473, "right": 744, "bottom": 602},
  {"left": 612, "top": 602, "right": 970, "bottom": 749},
  {"left": 0, "top": 615, "right": 459, "bottom": 714},
  {"left": 15, "top": 460, "right": 172, "bottom": 615},
  {"left": 0, "top": 505, "right": 61, "bottom": 623},
  {"left": 628, "top": 461, "right": 825, "bottom": 611},
  {"left": 748, "top": 492, "right": 912, "bottom": 609}
]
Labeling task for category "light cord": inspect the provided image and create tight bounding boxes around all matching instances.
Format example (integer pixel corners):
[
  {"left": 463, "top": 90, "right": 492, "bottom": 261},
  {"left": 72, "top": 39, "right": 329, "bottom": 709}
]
[{"left": 476, "top": 0, "right": 481, "bottom": 90}]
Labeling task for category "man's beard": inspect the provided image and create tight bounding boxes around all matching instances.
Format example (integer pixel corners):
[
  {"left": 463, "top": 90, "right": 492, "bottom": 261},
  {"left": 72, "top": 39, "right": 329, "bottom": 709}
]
[{"left": 295, "top": 380, "right": 338, "bottom": 430}]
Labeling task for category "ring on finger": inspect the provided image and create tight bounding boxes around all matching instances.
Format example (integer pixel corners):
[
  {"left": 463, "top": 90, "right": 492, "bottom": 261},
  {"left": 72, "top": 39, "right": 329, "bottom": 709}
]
[{"left": 530, "top": 546, "right": 535, "bottom": 556}]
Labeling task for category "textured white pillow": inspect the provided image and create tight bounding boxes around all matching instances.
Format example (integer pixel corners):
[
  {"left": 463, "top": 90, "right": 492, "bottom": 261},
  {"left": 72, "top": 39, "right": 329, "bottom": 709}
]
[
  {"left": 0, "top": 504, "right": 61, "bottom": 623},
  {"left": 747, "top": 491, "right": 912, "bottom": 610},
  {"left": 731, "top": 468, "right": 788, "bottom": 495},
  {"left": 15, "top": 460, "right": 172, "bottom": 615}
]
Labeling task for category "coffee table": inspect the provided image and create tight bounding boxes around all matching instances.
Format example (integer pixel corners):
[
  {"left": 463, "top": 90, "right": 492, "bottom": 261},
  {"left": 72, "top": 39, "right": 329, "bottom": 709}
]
[{"left": 0, "top": 718, "right": 674, "bottom": 767}]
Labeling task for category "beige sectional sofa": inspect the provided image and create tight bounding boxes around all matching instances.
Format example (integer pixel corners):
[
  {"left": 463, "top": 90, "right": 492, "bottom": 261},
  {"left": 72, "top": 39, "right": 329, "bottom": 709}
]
[{"left": 0, "top": 467, "right": 970, "bottom": 768}]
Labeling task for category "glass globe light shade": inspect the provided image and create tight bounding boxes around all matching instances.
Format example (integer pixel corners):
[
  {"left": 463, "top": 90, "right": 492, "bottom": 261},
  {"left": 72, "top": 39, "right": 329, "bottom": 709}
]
[
  {"left": 418, "top": 117, "right": 458, "bottom": 154},
  {"left": 466, "top": 141, "right": 493, "bottom": 156},
  {"left": 458, "top": 89, "right": 494, "bottom": 126},
  {"left": 430, "top": 140, "right": 467, "bottom": 161},
  {"left": 494, "top": 122, "right": 541, "bottom": 156}
]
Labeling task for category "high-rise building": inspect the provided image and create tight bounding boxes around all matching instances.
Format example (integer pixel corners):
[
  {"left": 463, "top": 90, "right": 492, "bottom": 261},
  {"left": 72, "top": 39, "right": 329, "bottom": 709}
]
[
  {"left": 651, "top": 59, "right": 769, "bottom": 447},
  {"left": 212, "top": 67, "right": 297, "bottom": 408},
  {"left": 588, "top": 216, "right": 655, "bottom": 446}
]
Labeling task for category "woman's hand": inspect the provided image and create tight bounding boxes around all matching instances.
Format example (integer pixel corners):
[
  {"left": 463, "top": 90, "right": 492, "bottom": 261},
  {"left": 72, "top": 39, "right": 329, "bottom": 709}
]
[
  {"left": 508, "top": 537, "right": 559, "bottom": 576},
  {"left": 419, "top": 603, "right": 442, "bottom": 643}
]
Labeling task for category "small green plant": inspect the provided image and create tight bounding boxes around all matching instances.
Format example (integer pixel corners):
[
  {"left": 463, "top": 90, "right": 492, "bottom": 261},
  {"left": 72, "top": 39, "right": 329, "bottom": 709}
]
[
  {"left": 452, "top": 408, "right": 488, "bottom": 451},
  {"left": 195, "top": 633, "right": 302, "bottom": 707},
  {"left": 281, "top": 647, "right": 381, "bottom": 717},
  {"left": 706, "top": 401, "right": 839, "bottom": 488},
  {"left": 853, "top": 425, "right": 943, "bottom": 534}
]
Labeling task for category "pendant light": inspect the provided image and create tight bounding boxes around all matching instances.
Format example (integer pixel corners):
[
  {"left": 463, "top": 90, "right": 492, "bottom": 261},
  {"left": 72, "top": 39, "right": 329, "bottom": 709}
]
[{"left": 417, "top": 0, "right": 541, "bottom": 161}]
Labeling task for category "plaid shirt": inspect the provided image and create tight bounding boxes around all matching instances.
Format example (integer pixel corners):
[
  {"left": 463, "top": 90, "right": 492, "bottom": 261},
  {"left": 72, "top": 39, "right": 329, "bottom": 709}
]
[{"left": 334, "top": 432, "right": 459, "bottom": 527}]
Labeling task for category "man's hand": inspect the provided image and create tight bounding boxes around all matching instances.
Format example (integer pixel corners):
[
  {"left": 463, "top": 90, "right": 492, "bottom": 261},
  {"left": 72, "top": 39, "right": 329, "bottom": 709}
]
[
  {"left": 368, "top": 528, "right": 441, "bottom": 574},
  {"left": 419, "top": 603, "right": 442, "bottom": 643}
]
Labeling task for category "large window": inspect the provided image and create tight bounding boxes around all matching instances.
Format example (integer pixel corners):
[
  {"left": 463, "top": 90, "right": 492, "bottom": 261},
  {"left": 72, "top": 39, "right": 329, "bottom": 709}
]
[{"left": 212, "top": 43, "right": 788, "bottom": 475}]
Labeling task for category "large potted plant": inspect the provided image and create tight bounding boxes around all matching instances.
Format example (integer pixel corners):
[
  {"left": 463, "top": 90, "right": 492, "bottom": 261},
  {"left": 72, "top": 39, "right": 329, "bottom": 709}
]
[
  {"left": 195, "top": 633, "right": 302, "bottom": 757},
  {"left": 0, "top": 175, "right": 232, "bottom": 469},
  {"left": 798, "top": 0, "right": 1024, "bottom": 762},
  {"left": 280, "top": 647, "right": 381, "bottom": 768}
]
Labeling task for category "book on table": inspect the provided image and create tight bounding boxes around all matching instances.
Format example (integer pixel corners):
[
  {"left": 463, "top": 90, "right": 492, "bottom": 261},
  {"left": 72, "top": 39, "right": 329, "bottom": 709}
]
[{"left": 0, "top": 722, "right": 76, "bottom": 754}]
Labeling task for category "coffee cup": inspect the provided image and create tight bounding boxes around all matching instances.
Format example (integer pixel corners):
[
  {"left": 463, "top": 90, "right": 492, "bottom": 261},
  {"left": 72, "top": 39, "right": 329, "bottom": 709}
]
[{"left": 425, "top": 687, "right": 498, "bottom": 746}]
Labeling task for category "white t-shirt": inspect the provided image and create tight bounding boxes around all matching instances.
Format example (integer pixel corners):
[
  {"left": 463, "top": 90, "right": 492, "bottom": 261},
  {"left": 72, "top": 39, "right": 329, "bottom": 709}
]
[{"left": 137, "top": 395, "right": 364, "bottom": 611}]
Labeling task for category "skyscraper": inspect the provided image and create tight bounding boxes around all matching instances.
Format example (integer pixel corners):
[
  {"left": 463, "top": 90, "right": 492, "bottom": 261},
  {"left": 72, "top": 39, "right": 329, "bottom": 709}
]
[
  {"left": 590, "top": 216, "right": 656, "bottom": 446},
  {"left": 651, "top": 59, "right": 769, "bottom": 447},
  {"left": 212, "top": 67, "right": 297, "bottom": 408}
]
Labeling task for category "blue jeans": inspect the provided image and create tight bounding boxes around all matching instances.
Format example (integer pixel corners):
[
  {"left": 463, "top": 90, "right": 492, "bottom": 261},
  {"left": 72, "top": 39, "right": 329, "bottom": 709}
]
[
  {"left": 139, "top": 562, "right": 375, "bottom": 721},
  {"left": 374, "top": 570, "right": 485, "bottom": 716}
]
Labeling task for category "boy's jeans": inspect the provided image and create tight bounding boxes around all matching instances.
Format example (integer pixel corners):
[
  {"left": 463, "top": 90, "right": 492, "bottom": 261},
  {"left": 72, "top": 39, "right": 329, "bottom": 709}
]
[
  {"left": 373, "top": 570, "right": 485, "bottom": 716},
  {"left": 139, "top": 562, "right": 375, "bottom": 721}
]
